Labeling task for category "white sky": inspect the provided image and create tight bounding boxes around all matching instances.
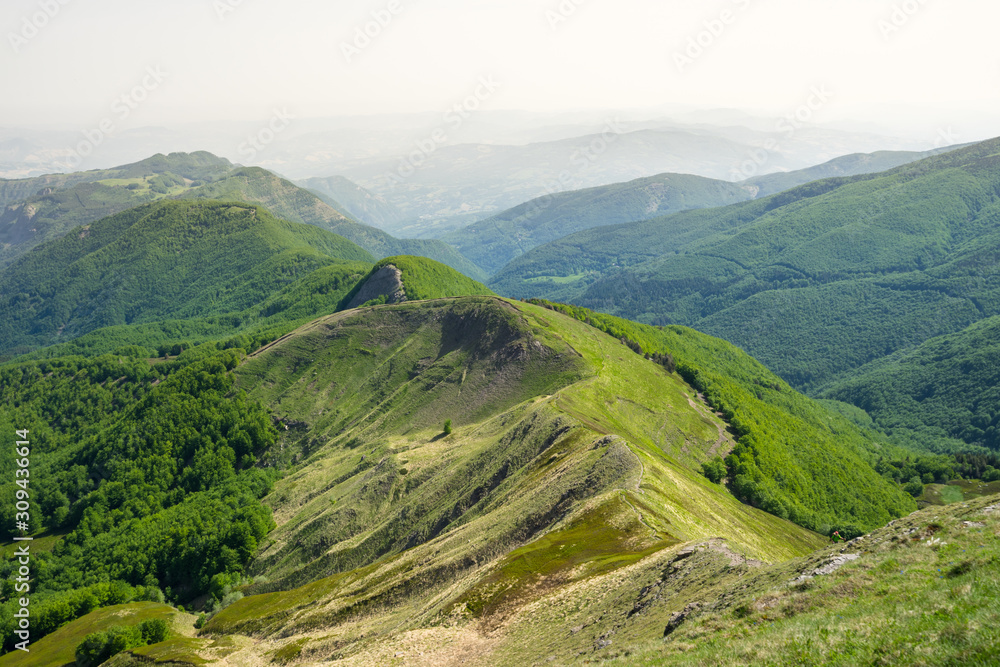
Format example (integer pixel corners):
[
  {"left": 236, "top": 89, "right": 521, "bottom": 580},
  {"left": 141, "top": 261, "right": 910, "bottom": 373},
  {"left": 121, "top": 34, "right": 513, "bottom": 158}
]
[{"left": 1, "top": 0, "right": 999, "bottom": 137}]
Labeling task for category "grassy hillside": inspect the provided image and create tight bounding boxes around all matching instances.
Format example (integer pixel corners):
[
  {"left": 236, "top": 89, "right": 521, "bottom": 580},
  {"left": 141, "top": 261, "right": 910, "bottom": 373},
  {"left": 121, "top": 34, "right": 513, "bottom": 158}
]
[
  {"left": 442, "top": 173, "right": 752, "bottom": 276},
  {"left": 0, "top": 199, "right": 374, "bottom": 354},
  {"left": 521, "top": 300, "right": 915, "bottom": 532},
  {"left": 0, "top": 292, "right": 929, "bottom": 665},
  {"left": 0, "top": 603, "right": 184, "bottom": 667},
  {"left": 181, "top": 168, "right": 487, "bottom": 281},
  {"left": 822, "top": 316, "right": 1000, "bottom": 453},
  {"left": 166, "top": 296, "right": 913, "bottom": 665},
  {"left": 599, "top": 493, "right": 1000, "bottom": 667},
  {"left": 491, "top": 138, "right": 1000, "bottom": 392},
  {"left": 197, "top": 298, "right": 825, "bottom": 649}
]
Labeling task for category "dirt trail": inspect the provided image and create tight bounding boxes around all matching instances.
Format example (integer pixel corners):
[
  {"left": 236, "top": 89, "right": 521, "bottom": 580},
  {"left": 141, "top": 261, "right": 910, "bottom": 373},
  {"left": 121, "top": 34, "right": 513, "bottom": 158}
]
[
  {"left": 621, "top": 490, "right": 659, "bottom": 541},
  {"left": 620, "top": 445, "right": 660, "bottom": 539},
  {"left": 685, "top": 392, "right": 731, "bottom": 459}
]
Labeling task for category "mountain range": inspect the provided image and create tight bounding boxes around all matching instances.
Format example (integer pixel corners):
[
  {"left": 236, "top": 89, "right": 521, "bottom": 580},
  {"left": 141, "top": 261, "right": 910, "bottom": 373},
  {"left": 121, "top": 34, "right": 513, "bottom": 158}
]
[
  {"left": 490, "top": 138, "right": 1000, "bottom": 403},
  {"left": 441, "top": 147, "right": 951, "bottom": 276},
  {"left": 0, "top": 152, "right": 484, "bottom": 280},
  {"left": 0, "top": 133, "right": 998, "bottom": 666}
]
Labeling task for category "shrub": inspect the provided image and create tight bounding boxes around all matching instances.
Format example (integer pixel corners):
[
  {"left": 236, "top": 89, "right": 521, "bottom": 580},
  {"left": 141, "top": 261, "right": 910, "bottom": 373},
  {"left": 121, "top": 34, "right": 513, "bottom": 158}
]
[
  {"left": 443, "top": 419, "right": 453, "bottom": 436},
  {"left": 904, "top": 476, "right": 925, "bottom": 497},
  {"left": 702, "top": 457, "right": 727, "bottom": 484},
  {"left": 139, "top": 618, "right": 169, "bottom": 644}
]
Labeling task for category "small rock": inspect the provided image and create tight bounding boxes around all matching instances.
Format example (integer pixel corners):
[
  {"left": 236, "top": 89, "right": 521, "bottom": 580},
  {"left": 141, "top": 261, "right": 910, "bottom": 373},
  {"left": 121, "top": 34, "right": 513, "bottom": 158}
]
[
  {"left": 664, "top": 602, "right": 701, "bottom": 637},
  {"left": 790, "top": 553, "right": 859, "bottom": 584},
  {"left": 963, "top": 521, "right": 986, "bottom": 529},
  {"left": 664, "top": 612, "right": 686, "bottom": 637}
]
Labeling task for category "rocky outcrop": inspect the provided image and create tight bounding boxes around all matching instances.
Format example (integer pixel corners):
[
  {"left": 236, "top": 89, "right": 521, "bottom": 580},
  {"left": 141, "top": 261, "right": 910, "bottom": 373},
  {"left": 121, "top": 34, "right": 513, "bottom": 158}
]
[{"left": 345, "top": 264, "right": 406, "bottom": 309}]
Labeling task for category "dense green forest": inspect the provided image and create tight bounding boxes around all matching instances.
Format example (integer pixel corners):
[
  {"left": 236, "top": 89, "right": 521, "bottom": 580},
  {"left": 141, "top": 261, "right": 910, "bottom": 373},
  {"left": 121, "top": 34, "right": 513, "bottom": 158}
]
[
  {"left": 823, "top": 316, "right": 1000, "bottom": 454},
  {"left": 0, "top": 200, "right": 374, "bottom": 355},
  {"left": 491, "top": 138, "right": 1000, "bottom": 396},
  {"left": 0, "top": 347, "right": 280, "bottom": 651},
  {"left": 7, "top": 261, "right": 371, "bottom": 363}
]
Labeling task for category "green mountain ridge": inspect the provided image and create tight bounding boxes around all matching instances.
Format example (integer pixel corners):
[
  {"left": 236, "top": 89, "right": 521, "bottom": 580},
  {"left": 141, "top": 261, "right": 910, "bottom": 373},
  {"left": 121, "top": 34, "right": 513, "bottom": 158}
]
[
  {"left": 0, "top": 151, "right": 233, "bottom": 210},
  {"left": 179, "top": 168, "right": 486, "bottom": 281},
  {"left": 442, "top": 173, "right": 753, "bottom": 276},
  {"left": 490, "top": 137, "right": 1000, "bottom": 406},
  {"left": 0, "top": 244, "right": 966, "bottom": 667},
  {"left": 0, "top": 154, "right": 485, "bottom": 282},
  {"left": 443, "top": 146, "right": 951, "bottom": 277},
  {"left": 0, "top": 138, "right": 993, "bottom": 667},
  {"left": 0, "top": 199, "right": 373, "bottom": 355},
  {"left": 745, "top": 145, "right": 961, "bottom": 198},
  {"left": 0, "top": 152, "right": 235, "bottom": 268}
]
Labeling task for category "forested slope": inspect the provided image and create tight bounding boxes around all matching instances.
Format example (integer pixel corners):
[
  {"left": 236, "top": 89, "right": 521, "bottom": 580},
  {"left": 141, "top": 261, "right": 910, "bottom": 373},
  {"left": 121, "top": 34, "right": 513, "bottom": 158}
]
[{"left": 491, "top": 138, "right": 1000, "bottom": 392}]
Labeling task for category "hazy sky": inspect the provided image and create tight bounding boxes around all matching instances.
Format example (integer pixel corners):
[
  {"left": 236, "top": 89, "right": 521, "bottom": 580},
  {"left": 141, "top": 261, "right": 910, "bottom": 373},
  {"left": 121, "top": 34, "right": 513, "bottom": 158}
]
[{"left": 2, "top": 0, "right": 999, "bottom": 136}]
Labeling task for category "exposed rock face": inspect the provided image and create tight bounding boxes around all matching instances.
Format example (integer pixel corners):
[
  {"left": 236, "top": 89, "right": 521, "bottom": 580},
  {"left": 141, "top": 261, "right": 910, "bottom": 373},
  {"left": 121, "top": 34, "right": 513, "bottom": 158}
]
[{"left": 346, "top": 264, "right": 406, "bottom": 309}]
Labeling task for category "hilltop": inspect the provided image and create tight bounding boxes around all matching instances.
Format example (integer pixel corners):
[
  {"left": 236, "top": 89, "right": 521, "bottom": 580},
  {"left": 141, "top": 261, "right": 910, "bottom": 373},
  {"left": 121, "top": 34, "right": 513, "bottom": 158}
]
[
  {"left": 0, "top": 199, "right": 373, "bottom": 355},
  {"left": 180, "top": 168, "right": 486, "bottom": 280},
  {"left": 0, "top": 152, "right": 234, "bottom": 267},
  {"left": 338, "top": 255, "right": 495, "bottom": 309}
]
